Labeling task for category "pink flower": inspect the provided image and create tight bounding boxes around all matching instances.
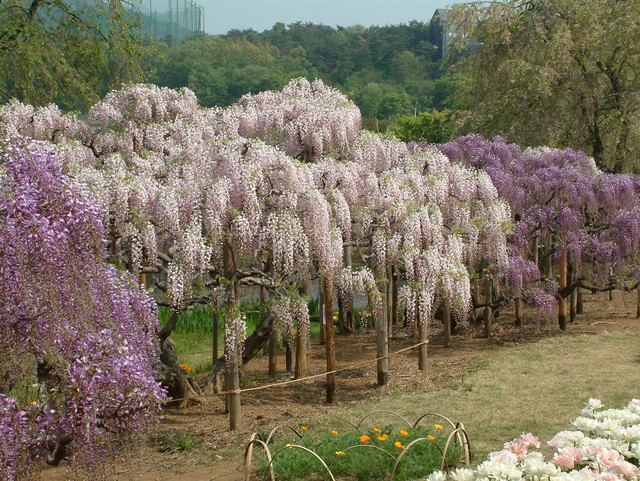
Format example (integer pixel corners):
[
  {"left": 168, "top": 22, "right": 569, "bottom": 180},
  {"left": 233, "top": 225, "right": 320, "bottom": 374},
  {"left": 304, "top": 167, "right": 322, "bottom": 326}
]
[
  {"left": 609, "top": 460, "right": 640, "bottom": 478},
  {"left": 596, "top": 449, "right": 624, "bottom": 468},
  {"left": 489, "top": 450, "right": 519, "bottom": 464},
  {"left": 520, "top": 433, "right": 541, "bottom": 448},
  {"left": 552, "top": 446, "right": 584, "bottom": 470},
  {"left": 504, "top": 438, "right": 529, "bottom": 457}
]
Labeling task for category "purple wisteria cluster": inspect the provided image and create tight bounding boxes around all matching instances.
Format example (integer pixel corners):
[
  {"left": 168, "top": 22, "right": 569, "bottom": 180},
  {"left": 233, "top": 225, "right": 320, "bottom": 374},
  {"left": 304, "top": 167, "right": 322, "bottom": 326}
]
[
  {"left": 439, "top": 135, "right": 640, "bottom": 303},
  {"left": 0, "top": 140, "right": 165, "bottom": 479}
]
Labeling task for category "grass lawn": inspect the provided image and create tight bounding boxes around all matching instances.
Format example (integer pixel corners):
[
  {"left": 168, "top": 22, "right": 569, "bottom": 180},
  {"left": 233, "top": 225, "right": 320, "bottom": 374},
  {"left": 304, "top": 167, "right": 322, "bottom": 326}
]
[{"left": 320, "top": 330, "right": 640, "bottom": 465}]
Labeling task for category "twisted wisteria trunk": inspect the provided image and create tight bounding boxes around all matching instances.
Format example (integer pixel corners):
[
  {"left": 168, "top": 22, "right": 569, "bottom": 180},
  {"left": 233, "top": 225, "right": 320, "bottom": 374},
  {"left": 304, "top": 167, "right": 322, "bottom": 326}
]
[{"left": 158, "top": 311, "right": 201, "bottom": 404}]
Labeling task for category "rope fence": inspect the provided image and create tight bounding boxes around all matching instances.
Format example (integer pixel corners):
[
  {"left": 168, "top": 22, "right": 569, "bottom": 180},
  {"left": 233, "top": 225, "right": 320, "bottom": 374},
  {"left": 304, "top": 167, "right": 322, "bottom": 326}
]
[{"left": 163, "top": 340, "right": 428, "bottom": 404}]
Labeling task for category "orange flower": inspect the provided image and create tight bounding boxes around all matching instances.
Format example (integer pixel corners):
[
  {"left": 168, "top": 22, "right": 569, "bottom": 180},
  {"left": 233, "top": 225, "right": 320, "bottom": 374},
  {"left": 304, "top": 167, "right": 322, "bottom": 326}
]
[
  {"left": 331, "top": 430, "right": 339, "bottom": 436},
  {"left": 427, "top": 435, "right": 436, "bottom": 441},
  {"left": 301, "top": 426, "right": 308, "bottom": 432},
  {"left": 377, "top": 434, "right": 388, "bottom": 441},
  {"left": 179, "top": 364, "right": 193, "bottom": 372},
  {"left": 394, "top": 441, "right": 406, "bottom": 449},
  {"left": 359, "top": 435, "right": 371, "bottom": 444},
  {"left": 372, "top": 427, "right": 382, "bottom": 433},
  {"left": 335, "top": 451, "right": 345, "bottom": 456},
  {"left": 399, "top": 429, "right": 409, "bottom": 436},
  {"left": 435, "top": 424, "right": 444, "bottom": 430}
]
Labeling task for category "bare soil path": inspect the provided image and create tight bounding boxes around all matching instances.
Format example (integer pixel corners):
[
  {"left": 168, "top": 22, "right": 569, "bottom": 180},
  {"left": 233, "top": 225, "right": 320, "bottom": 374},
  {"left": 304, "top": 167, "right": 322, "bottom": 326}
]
[{"left": 42, "top": 290, "right": 640, "bottom": 481}]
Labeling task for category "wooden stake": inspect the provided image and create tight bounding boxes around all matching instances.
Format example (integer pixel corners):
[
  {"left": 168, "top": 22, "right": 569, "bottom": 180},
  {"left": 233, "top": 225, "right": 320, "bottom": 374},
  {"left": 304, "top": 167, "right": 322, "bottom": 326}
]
[{"left": 324, "top": 276, "right": 336, "bottom": 403}]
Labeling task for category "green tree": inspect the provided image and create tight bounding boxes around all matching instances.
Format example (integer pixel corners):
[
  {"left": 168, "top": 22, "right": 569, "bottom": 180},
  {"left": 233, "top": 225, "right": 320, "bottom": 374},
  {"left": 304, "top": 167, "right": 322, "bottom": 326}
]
[
  {"left": 388, "top": 109, "right": 457, "bottom": 143},
  {"left": 449, "top": 0, "right": 640, "bottom": 172},
  {"left": 0, "top": 0, "right": 146, "bottom": 111}
]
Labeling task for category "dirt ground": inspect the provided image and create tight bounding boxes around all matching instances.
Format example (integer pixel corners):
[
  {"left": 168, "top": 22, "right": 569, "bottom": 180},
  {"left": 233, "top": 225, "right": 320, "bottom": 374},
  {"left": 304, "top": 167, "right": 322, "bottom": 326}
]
[{"left": 41, "top": 290, "right": 640, "bottom": 481}]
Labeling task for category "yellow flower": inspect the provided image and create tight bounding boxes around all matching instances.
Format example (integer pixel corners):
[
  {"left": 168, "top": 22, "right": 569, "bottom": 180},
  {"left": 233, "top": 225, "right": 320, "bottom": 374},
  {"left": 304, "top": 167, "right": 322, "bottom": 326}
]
[
  {"left": 435, "top": 424, "right": 444, "bottom": 430},
  {"left": 427, "top": 435, "right": 436, "bottom": 441},
  {"left": 359, "top": 435, "right": 371, "bottom": 444},
  {"left": 286, "top": 443, "right": 293, "bottom": 449},
  {"left": 399, "top": 429, "right": 409, "bottom": 436},
  {"left": 331, "top": 430, "right": 339, "bottom": 436},
  {"left": 395, "top": 441, "right": 406, "bottom": 449},
  {"left": 335, "top": 451, "right": 345, "bottom": 456},
  {"left": 301, "top": 426, "right": 308, "bottom": 432},
  {"left": 377, "top": 434, "right": 388, "bottom": 441},
  {"left": 373, "top": 427, "right": 382, "bottom": 433}
]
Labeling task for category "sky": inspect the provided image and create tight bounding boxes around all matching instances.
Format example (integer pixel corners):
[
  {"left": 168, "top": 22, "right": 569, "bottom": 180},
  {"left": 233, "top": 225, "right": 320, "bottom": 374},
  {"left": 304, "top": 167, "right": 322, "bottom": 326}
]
[{"left": 201, "top": 0, "right": 466, "bottom": 35}]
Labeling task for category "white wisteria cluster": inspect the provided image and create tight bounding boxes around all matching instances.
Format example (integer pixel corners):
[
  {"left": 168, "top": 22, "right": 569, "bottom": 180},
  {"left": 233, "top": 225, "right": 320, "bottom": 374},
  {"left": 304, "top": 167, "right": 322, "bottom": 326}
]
[{"left": 428, "top": 399, "right": 640, "bottom": 481}]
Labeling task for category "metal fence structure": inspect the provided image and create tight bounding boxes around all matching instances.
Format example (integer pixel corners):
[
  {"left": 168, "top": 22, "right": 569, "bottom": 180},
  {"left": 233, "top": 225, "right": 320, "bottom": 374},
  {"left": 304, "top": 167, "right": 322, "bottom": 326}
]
[{"left": 136, "top": 0, "right": 205, "bottom": 43}]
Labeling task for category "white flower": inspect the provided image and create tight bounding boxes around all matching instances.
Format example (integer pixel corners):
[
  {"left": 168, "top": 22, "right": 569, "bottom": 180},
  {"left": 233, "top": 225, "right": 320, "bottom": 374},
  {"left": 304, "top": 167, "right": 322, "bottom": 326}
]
[
  {"left": 522, "top": 457, "right": 561, "bottom": 477},
  {"left": 476, "top": 459, "right": 523, "bottom": 480},
  {"left": 549, "top": 431, "right": 586, "bottom": 448},
  {"left": 428, "top": 471, "right": 448, "bottom": 481},
  {"left": 573, "top": 417, "right": 599, "bottom": 433},
  {"left": 450, "top": 468, "right": 477, "bottom": 481}
]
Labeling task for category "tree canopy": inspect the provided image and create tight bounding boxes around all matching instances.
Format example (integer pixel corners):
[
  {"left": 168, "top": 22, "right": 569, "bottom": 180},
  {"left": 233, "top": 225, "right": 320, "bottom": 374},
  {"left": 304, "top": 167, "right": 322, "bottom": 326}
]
[
  {"left": 448, "top": 0, "right": 640, "bottom": 173},
  {"left": 0, "top": 0, "right": 147, "bottom": 111}
]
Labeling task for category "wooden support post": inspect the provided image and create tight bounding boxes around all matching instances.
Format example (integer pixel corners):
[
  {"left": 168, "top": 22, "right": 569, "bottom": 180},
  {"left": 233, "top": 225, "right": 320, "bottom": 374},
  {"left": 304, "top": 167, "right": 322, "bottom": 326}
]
[
  {"left": 223, "top": 242, "right": 241, "bottom": 431},
  {"left": 376, "top": 272, "right": 389, "bottom": 386},
  {"left": 295, "top": 282, "right": 309, "bottom": 379},
  {"left": 319, "top": 279, "right": 326, "bottom": 345},
  {"left": 392, "top": 266, "right": 398, "bottom": 326},
  {"left": 545, "top": 231, "right": 553, "bottom": 280},
  {"left": 558, "top": 239, "right": 568, "bottom": 331},
  {"left": 268, "top": 324, "right": 278, "bottom": 376},
  {"left": 418, "top": 305, "right": 428, "bottom": 371},
  {"left": 514, "top": 298, "right": 522, "bottom": 327},
  {"left": 284, "top": 332, "right": 293, "bottom": 372},
  {"left": 338, "top": 243, "right": 354, "bottom": 333},
  {"left": 387, "top": 266, "right": 393, "bottom": 339},
  {"left": 577, "top": 287, "right": 584, "bottom": 315},
  {"left": 324, "top": 276, "right": 336, "bottom": 403},
  {"left": 212, "top": 306, "right": 219, "bottom": 365},
  {"left": 443, "top": 301, "right": 451, "bottom": 348},
  {"left": 483, "top": 281, "right": 493, "bottom": 338}
]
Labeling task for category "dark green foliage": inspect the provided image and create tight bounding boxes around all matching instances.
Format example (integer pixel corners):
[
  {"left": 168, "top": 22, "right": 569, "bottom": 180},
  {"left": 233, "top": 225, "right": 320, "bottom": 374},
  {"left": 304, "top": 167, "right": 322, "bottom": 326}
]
[
  {"left": 148, "top": 21, "right": 455, "bottom": 122},
  {"left": 388, "top": 109, "right": 457, "bottom": 143}
]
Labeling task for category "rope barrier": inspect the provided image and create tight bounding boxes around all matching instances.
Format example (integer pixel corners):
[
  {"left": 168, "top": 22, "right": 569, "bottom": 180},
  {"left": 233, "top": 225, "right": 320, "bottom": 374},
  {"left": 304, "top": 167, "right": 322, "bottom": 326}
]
[{"left": 163, "top": 340, "right": 428, "bottom": 404}]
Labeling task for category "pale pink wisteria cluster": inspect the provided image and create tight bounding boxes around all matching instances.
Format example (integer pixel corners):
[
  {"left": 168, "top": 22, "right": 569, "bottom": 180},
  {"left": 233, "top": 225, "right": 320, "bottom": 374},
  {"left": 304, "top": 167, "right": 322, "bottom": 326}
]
[{"left": 427, "top": 399, "right": 640, "bottom": 481}]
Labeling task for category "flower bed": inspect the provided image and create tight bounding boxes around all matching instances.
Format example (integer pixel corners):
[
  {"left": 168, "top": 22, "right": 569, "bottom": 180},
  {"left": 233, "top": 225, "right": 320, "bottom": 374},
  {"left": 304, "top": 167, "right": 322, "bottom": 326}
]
[
  {"left": 428, "top": 399, "right": 640, "bottom": 481},
  {"left": 245, "top": 411, "right": 469, "bottom": 481}
]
